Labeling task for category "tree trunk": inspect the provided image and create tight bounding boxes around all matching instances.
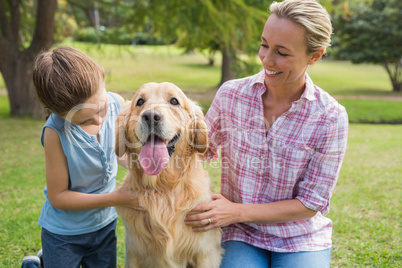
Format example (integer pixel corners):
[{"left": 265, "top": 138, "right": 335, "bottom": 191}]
[
  {"left": 217, "top": 45, "right": 236, "bottom": 88},
  {"left": 393, "top": 82, "right": 402, "bottom": 92},
  {"left": 2, "top": 54, "right": 45, "bottom": 118},
  {"left": 384, "top": 60, "right": 401, "bottom": 92},
  {"left": 0, "top": 0, "right": 57, "bottom": 118}
]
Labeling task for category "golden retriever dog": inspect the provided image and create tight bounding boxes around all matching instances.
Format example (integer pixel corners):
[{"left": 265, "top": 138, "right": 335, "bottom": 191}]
[{"left": 115, "top": 82, "right": 223, "bottom": 268}]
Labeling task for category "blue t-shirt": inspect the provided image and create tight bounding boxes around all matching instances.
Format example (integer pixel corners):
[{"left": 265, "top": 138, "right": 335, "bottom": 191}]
[{"left": 38, "top": 92, "right": 121, "bottom": 235}]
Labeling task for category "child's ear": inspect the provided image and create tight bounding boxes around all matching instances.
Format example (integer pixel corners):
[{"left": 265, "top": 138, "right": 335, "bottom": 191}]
[
  {"left": 115, "top": 111, "right": 128, "bottom": 157},
  {"left": 190, "top": 103, "right": 208, "bottom": 154}
]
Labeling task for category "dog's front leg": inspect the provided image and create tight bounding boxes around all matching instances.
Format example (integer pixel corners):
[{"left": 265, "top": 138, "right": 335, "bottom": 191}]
[{"left": 124, "top": 231, "right": 141, "bottom": 268}]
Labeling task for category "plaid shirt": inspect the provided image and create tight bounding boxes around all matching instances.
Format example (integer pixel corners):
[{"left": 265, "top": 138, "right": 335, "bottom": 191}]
[{"left": 205, "top": 70, "right": 348, "bottom": 252}]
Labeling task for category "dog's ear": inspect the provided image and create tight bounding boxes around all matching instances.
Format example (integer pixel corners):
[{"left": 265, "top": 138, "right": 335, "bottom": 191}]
[
  {"left": 115, "top": 105, "right": 129, "bottom": 157},
  {"left": 190, "top": 103, "right": 208, "bottom": 154}
]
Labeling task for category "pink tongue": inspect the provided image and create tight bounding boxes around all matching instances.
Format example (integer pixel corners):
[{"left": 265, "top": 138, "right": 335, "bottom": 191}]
[{"left": 139, "top": 137, "right": 169, "bottom": 175}]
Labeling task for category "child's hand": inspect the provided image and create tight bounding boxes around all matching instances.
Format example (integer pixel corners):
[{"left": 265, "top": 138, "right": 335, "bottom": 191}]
[{"left": 114, "top": 184, "right": 143, "bottom": 210}]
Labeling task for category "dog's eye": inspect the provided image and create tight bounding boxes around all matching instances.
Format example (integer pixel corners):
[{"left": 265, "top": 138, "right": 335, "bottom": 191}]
[
  {"left": 170, "top": 98, "right": 180, "bottom": 106},
  {"left": 136, "top": 98, "right": 145, "bottom": 107}
]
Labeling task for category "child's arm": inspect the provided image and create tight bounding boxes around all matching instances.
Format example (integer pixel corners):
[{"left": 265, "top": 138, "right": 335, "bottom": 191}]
[{"left": 44, "top": 127, "right": 138, "bottom": 210}]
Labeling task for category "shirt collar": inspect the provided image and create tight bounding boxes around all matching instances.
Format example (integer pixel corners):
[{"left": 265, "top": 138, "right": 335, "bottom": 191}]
[
  {"left": 251, "top": 70, "right": 267, "bottom": 93},
  {"left": 301, "top": 73, "right": 317, "bottom": 101}
]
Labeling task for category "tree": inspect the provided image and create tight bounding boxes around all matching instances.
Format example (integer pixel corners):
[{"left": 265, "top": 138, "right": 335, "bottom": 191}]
[
  {"left": 0, "top": 0, "right": 58, "bottom": 118},
  {"left": 0, "top": 0, "right": 269, "bottom": 117},
  {"left": 333, "top": 0, "right": 402, "bottom": 92},
  {"left": 127, "top": 0, "right": 269, "bottom": 87}
]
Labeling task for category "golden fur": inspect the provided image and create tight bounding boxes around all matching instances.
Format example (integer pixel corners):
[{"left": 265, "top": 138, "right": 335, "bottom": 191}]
[{"left": 116, "top": 82, "right": 223, "bottom": 268}]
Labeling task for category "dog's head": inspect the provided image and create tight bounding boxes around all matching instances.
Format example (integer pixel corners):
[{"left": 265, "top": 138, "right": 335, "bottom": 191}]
[{"left": 116, "top": 82, "right": 208, "bottom": 176}]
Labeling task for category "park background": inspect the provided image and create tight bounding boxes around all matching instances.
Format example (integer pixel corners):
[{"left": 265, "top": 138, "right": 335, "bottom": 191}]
[{"left": 0, "top": 0, "right": 400, "bottom": 267}]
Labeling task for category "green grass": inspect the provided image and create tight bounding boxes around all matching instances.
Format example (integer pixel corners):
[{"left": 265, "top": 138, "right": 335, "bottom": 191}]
[
  {"left": 330, "top": 124, "right": 401, "bottom": 267},
  {"left": 0, "top": 94, "right": 401, "bottom": 267},
  {"left": 339, "top": 99, "right": 402, "bottom": 124},
  {"left": 308, "top": 60, "right": 394, "bottom": 96},
  {"left": 0, "top": 115, "right": 400, "bottom": 267}
]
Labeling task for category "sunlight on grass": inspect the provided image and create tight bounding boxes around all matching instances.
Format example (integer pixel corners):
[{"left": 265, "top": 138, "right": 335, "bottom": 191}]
[{"left": 308, "top": 60, "right": 393, "bottom": 95}]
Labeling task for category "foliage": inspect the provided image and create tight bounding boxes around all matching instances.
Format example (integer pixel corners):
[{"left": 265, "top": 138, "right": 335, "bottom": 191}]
[
  {"left": 54, "top": 1, "right": 79, "bottom": 42},
  {"left": 232, "top": 56, "right": 262, "bottom": 78},
  {"left": 63, "top": 0, "right": 270, "bottom": 85},
  {"left": 66, "top": 0, "right": 132, "bottom": 28},
  {"left": 75, "top": 26, "right": 136, "bottom": 44},
  {"left": 132, "top": 32, "right": 168, "bottom": 45},
  {"left": 66, "top": 0, "right": 143, "bottom": 45},
  {"left": 332, "top": 0, "right": 402, "bottom": 91},
  {"left": 74, "top": 27, "right": 99, "bottom": 43},
  {"left": 156, "top": 0, "right": 269, "bottom": 52},
  {"left": 4, "top": 0, "right": 76, "bottom": 47},
  {"left": 125, "top": 0, "right": 270, "bottom": 84}
]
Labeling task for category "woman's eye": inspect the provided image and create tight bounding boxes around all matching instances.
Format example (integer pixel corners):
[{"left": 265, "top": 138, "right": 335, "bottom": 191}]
[
  {"left": 277, "top": 51, "right": 288, "bottom": 57},
  {"left": 170, "top": 98, "right": 180, "bottom": 106},
  {"left": 260, "top": 43, "right": 268, "bottom": 48},
  {"left": 136, "top": 98, "right": 145, "bottom": 106}
]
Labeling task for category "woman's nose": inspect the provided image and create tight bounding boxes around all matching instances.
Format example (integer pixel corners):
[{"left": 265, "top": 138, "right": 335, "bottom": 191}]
[{"left": 262, "top": 51, "right": 275, "bottom": 66}]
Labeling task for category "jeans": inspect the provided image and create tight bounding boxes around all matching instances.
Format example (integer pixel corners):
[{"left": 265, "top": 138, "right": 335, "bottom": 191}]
[
  {"left": 220, "top": 241, "right": 331, "bottom": 268},
  {"left": 41, "top": 219, "right": 117, "bottom": 268}
]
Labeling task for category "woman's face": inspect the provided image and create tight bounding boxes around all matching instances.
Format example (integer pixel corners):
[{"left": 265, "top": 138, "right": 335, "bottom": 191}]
[{"left": 258, "top": 14, "right": 322, "bottom": 91}]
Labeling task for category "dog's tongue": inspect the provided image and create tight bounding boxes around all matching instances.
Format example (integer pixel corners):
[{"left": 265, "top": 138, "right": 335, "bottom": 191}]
[{"left": 139, "top": 136, "right": 169, "bottom": 175}]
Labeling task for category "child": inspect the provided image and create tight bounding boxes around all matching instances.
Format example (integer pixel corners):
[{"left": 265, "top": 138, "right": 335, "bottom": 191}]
[{"left": 26, "top": 46, "right": 137, "bottom": 268}]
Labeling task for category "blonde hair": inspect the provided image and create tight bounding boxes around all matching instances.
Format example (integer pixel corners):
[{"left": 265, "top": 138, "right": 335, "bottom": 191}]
[
  {"left": 33, "top": 46, "right": 105, "bottom": 117},
  {"left": 270, "top": 0, "right": 332, "bottom": 54}
]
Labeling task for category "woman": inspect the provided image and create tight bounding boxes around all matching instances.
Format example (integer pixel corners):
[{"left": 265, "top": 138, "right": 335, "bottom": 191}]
[{"left": 185, "top": 0, "right": 349, "bottom": 267}]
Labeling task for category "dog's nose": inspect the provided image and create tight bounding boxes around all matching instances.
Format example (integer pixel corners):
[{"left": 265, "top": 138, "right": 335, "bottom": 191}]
[{"left": 142, "top": 109, "right": 162, "bottom": 126}]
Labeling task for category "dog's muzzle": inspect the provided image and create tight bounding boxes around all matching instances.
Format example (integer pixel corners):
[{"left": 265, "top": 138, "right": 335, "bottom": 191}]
[{"left": 137, "top": 109, "right": 181, "bottom": 175}]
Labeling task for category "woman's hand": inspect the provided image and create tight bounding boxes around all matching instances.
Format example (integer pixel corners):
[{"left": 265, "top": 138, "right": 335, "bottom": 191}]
[{"left": 185, "top": 193, "right": 241, "bottom": 232}]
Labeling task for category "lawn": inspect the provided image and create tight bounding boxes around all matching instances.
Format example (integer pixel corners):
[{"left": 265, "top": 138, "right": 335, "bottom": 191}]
[
  {"left": 0, "top": 43, "right": 401, "bottom": 267},
  {"left": 0, "top": 114, "right": 400, "bottom": 267}
]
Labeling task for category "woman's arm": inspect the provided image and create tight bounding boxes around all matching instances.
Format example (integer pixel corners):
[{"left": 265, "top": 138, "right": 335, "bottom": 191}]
[
  {"left": 187, "top": 107, "right": 349, "bottom": 232},
  {"left": 185, "top": 194, "right": 316, "bottom": 232},
  {"left": 44, "top": 127, "right": 138, "bottom": 210}
]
